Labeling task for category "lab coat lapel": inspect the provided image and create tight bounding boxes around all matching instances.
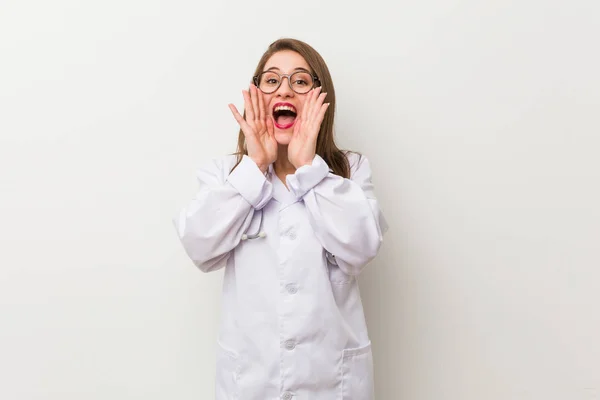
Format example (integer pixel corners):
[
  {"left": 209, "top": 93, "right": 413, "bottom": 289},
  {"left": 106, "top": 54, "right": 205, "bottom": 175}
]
[{"left": 268, "top": 165, "right": 299, "bottom": 209}]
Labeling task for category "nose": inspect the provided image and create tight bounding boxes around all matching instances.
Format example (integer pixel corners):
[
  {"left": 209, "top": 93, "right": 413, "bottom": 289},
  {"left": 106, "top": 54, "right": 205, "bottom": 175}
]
[{"left": 275, "top": 76, "right": 294, "bottom": 98}]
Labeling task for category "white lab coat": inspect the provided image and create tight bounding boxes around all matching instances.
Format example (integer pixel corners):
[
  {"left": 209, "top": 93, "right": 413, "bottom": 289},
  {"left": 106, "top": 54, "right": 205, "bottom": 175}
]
[{"left": 174, "top": 152, "right": 388, "bottom": 400}]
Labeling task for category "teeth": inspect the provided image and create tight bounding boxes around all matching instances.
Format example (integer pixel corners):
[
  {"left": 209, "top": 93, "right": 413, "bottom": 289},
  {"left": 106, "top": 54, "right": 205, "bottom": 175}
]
[{"left": 274, "top": 105, "right": 296, "bottom": 112}]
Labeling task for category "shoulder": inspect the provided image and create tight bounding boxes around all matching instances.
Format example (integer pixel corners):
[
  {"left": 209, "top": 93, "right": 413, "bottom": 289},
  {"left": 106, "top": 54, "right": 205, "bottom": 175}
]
[
  {"left": 195, "top": 154, "right": 240, "bottom": 182},
  {"left": 201, "top": 154, "right": 238, "bottom": 170},
  {"left": 343, "top": 151, "right": 371, "bottom": 179}
]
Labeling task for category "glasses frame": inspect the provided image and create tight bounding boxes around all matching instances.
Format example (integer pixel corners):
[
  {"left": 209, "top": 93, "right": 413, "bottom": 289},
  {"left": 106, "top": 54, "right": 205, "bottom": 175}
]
[{"left": 253, "top": 71, "right": 320, "bottom": 94}]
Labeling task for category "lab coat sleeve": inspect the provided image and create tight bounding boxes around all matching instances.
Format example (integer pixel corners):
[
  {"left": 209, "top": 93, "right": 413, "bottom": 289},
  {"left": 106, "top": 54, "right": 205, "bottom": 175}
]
[
  {"left": 286, "top": 153, "right": 388, "bottom": 276},
  {"left": 173, "top": 155, "right": 273, "bottom": 272}
]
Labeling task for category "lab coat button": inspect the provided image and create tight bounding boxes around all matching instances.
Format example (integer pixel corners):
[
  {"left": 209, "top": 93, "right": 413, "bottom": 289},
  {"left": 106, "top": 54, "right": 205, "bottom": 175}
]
[
  {"left": 284, "top": 339, "right": 296, "bottom": 350},
  {"left": 282, "top": 392, "right": 293, "bottom": 400},
  {"left": 286, "top": 283, "right": 298, "bottom": 294}
]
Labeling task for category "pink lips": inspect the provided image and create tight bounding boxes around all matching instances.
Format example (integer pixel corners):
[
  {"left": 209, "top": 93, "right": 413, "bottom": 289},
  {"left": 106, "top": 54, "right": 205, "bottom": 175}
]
[{"left": 272, "top": 102, "right": 297, "bottom": 130}]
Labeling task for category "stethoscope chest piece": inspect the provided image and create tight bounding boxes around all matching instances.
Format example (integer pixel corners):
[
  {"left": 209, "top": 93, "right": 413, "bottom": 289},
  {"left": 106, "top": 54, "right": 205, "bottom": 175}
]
[{"left": 241, "top": 209, "right": 267, "bottom": 241}]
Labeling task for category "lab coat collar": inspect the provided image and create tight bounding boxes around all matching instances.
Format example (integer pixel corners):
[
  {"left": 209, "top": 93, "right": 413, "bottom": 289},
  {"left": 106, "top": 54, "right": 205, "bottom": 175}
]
[{"left": 267, "top": 163, "right": 299, "bottom": 208}]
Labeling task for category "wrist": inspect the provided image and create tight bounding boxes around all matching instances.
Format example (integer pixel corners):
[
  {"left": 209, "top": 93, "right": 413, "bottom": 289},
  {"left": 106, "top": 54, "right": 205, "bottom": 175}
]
[
  {"left": 291, "top": 158, "right": 313, "bottom": 169},
  {"left": 249, "top": 157, "right": 268, "bottom": 173}
]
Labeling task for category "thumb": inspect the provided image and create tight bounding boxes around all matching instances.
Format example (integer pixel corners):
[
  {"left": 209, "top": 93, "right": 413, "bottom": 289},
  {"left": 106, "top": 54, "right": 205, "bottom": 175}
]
[
  {"left": 267, "top": 116, "right": 275, "bottom": 137},
  {"left": 293, "top": 119, "right": 302, "bottom": 137}
]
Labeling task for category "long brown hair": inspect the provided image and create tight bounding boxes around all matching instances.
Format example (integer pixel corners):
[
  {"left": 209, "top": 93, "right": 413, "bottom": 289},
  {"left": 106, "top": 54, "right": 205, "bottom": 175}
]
[{"left": 232, "top": 38, "right": 350, "bottom": 178}]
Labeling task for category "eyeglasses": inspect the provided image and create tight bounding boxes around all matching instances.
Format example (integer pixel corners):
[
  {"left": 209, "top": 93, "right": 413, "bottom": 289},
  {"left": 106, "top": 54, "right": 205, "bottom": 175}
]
[{"left": 253, "top": 70, "right": 319, "bottom": 94}]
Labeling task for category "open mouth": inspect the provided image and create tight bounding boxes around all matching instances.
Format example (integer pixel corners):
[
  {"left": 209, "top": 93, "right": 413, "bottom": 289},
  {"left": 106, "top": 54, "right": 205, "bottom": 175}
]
[{"left": 272, "top": 102, "right": 297, "bottom": 130}]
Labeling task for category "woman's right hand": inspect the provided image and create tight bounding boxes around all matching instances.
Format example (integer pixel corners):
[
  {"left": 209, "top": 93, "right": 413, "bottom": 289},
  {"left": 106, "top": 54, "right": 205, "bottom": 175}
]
[{"left": 228, "top": 84, "right": 278, "bottom": 173}]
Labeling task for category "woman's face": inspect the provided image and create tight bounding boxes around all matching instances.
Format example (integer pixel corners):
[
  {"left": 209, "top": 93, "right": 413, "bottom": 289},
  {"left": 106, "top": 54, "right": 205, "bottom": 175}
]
[{"left": 259, "top": 50, "right": 314, "bottom": 145}]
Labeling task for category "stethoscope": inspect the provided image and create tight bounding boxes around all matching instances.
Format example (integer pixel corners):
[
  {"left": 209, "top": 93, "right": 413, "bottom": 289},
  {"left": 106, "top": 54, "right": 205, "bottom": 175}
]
[
  {"left": 240, "top": 207, "right": 338, "bottom": 266},
  {"left": 241, "top": 209, "right": 266, "bottom": 240}
]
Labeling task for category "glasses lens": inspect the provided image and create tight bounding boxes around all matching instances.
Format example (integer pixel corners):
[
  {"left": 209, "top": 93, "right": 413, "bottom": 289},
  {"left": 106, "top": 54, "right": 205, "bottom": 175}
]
[
  {"left": 258, "top": 72, "right": 280, "bottom": 93},
  {"left": 290, "top": 72, "right": 314, "bottom": 94}
]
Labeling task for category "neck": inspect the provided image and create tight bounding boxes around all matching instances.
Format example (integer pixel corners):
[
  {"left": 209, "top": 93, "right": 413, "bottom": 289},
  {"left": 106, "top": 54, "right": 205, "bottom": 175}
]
[{"left": 274, "top": 145, "right": 296, "bottom": 176}]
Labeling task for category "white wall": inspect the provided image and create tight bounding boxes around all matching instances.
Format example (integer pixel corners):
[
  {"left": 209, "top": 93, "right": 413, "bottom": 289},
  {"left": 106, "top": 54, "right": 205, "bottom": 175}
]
[{"left": 1, "top": 0, "right": 599, "bottom": 398}]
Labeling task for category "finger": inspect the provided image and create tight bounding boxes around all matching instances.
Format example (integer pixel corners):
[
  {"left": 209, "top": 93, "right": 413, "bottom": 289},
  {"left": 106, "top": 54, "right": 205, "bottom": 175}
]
[
  {"left": 315, "top": 102, "right": 330, "bottom": 127},
  {"left": 293, "top": 118, "right": 302, "bottom": 137},
  {"left": 229, "top": 103, "right": 250, "bottom": 132},
  {"left": 301, "top": 88, "right": 316, "bottom": 121},
  {"left": 266, "top": 115, "right": 274, "bottom": 137},
  {"left": 257, "top": 86, "right": 266, "bottom": 121},
  {"left": 310, "top": 92, "right": 328, "bottom": 121},
  {"left": 250, "top": 85, "right": 260, "bottom": 121},
  {"left": 228, "top": 103, "right": 244, "bottom": 124},
  {"left": 242, "top": 90, "right": 255, "bottom": 122},
  {"left": 312, "top": 85, "right": 322, "bottom": 101},
  {"left": 308, "top": 87, "right": 323, "bottom": 118}
]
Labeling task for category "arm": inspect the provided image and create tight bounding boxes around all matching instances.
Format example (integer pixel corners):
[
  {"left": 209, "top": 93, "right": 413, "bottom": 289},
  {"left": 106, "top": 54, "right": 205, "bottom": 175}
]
[
  {"left": 286, "top": 153, "right": 388, "bottom": 276},
  {"left": 173, "top": 155, "right": 273, "bottom": 272}
]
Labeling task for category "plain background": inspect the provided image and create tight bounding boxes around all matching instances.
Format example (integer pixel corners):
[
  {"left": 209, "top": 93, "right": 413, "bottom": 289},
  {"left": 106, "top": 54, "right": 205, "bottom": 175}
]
[{"left": 1, "top": 0, "right": 599, "bottom": 399}]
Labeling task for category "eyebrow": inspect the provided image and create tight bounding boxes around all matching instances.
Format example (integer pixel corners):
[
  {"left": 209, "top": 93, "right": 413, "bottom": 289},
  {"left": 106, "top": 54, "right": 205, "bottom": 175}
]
[{"left": 264, "top": 66, "right": 311, "bottom": 74}]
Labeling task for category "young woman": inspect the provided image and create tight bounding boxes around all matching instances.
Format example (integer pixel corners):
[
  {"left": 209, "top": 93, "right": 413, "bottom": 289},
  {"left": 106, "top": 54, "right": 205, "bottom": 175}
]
[{"left": 174, "top": 38, "right": 388, "bottom": 400}]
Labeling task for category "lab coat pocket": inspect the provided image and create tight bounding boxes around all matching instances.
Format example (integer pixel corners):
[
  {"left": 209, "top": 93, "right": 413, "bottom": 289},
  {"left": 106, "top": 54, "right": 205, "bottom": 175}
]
[
  {"left": 341, "top": 341, "right": 375, "bottom": 400},
  {"left": 215, "top": 340, "right": 240, "bottom": 400}
]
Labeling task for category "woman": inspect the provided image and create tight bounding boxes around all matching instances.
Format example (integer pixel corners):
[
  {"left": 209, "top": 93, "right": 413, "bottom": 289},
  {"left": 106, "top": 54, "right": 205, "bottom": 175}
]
[{"left": 174, "top": 38, "right": 388, "bottom": 400}]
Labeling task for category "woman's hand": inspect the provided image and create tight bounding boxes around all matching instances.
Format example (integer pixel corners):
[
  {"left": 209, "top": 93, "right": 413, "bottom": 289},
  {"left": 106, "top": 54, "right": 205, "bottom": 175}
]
[
  {"left": 288, "top": 87, "right": 330, "bottom": 169},
  {"left": 228, "top": 84, "right": 278, "bottom": 173}
]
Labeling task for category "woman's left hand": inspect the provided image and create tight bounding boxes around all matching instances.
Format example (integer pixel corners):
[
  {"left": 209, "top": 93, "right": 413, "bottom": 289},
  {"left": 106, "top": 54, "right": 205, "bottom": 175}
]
[{"left": 288, "top": 87, "right": 330, "bottom": 169}]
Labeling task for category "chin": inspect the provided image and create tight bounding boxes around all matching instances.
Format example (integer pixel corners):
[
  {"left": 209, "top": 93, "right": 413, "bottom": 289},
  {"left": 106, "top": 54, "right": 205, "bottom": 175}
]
[{"left": 274, "top": 130, "right": 293, "bottom": 145}]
